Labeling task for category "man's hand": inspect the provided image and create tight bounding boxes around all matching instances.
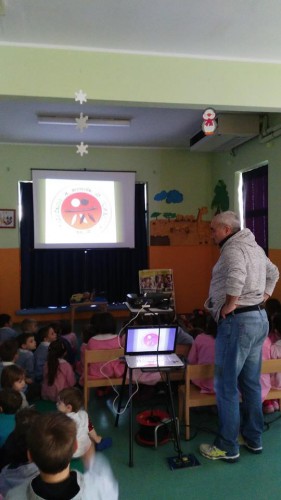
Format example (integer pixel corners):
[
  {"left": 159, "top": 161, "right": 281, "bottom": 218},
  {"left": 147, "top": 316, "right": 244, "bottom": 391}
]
[
  {"left": 220, "top": 303, "right": 237, "bottom": 319},
  {"left": 220, "top": 294, "right": 239, "bottom": 319}
]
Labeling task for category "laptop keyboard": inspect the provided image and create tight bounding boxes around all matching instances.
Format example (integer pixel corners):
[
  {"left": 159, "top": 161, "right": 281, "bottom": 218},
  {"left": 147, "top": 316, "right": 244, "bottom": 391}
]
[{"left": 135, "top": 355, "right": 174, "bottom": 365}]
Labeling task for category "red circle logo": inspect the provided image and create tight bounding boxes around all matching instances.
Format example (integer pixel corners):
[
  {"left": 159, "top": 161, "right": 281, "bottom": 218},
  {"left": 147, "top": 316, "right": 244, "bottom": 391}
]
[
  {"left": 61, "top": 192, "right": 102, "bottom": 229},
  {"left": 143, "top": 333, "right": 159, "bottom": 347}
]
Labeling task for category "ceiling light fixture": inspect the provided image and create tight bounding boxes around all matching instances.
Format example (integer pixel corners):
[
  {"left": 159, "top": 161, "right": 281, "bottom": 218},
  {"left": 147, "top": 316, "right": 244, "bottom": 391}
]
[{"left": 37, "top": 115, "right": 131, "bottom": 127}]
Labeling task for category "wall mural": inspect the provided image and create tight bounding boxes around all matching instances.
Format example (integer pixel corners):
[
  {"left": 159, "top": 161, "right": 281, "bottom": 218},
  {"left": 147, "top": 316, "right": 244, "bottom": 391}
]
[{"left": 150, "top": 180, "right": 229, "bottom": 246}]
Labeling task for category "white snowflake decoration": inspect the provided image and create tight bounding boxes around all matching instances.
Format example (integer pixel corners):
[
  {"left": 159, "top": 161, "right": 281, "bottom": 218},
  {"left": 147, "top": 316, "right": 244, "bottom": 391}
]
[
  {"left": 74, "top": 90, "right": 89, "bottom": 156},
  {"left": 75, "top": 89, "right": 87, "bottom": 104},
  {"left": 76, "top": 142, "right": 88, "bottom": 157},
  {"left": 75, "top": 112, "right": 89, "bottom": 132}
]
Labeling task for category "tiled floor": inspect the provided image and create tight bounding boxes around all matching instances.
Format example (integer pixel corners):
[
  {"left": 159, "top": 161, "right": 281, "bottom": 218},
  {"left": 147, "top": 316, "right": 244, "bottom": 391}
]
[{"left": 84, "top": 388, "right": 281, "bottom": 500}]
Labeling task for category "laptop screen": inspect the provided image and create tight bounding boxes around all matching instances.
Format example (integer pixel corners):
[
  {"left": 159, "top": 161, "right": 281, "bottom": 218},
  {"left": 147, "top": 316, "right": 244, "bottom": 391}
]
[{"left": 125, "top": 325, "right": 177, "bottom": 355}]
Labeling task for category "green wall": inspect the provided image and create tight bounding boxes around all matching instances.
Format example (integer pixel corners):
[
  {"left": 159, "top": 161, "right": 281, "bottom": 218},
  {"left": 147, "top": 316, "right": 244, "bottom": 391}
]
[
  {"left": 2, "top": 44, "right": 281, "bottom": 250},
  {"left": 0, "top": 144, "right": 213, "bottom": 249},
  {"left": 212, "top": 133, "right": 281, "bottom": 249},
  {"left": 1, "top": 46, "right": 281, "bottom": 111}
]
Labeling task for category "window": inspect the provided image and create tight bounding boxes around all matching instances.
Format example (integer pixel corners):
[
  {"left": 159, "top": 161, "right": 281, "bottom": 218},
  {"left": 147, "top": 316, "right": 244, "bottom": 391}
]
[{"left": 242, "top": 164, "right": 268, "bottom": 254}]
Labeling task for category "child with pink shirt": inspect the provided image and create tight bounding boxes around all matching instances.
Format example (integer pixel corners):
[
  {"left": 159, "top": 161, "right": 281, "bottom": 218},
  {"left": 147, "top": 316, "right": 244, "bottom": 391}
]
[
  {"left": 187, "top": 316, "right": 216, "bottom": 394},
  {"left": 260, "top": 334, "right": 272, "bottom": 413},
  {"left": 264, "top": 313, "right": 281, "bottom": 413},
  {"left": 41, "top": 339, "right": 76, "bottom": 401}
]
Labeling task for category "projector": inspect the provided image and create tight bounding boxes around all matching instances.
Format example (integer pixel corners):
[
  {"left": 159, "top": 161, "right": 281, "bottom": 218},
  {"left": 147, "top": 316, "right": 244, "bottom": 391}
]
[{"left": 126, "top": 292, "right": 171, "bottom": 310}]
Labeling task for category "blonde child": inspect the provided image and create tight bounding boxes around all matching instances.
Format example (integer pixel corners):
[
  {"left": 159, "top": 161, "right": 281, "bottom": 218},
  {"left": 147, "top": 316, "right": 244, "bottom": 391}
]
[
  {"left": 57, "top": 387, "right": 112, "bottom": 459},
  {"left": 1, "top": 365, "right": 28, "bottom": 409},
  {"left": 41, "top": 339, "right": 76, "bottom": 401}
]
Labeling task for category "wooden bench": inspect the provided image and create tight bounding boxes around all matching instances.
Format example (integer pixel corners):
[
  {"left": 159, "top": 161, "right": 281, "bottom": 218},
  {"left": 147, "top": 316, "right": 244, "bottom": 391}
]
[
  {"left": 178, "top": 359, "right": 281, "bottom": 440},
  {"left": 83, "top": 348, "right": 127, "bottom": 410}
]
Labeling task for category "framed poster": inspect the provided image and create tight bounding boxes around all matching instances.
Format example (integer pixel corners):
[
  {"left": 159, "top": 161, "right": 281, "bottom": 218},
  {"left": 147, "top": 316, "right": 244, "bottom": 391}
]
[{"left": 0, "top": 209, "right": 16, "bottom": 228}]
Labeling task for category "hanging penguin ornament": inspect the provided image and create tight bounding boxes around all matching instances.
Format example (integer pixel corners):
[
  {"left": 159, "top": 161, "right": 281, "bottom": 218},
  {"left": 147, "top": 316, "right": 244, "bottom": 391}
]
[{"left": 202, "top": 108, "right": 217, "bottom": 135}]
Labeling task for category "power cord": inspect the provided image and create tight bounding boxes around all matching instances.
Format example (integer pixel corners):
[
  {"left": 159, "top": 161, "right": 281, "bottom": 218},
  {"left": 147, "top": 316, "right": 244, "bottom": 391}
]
[
  {"left": 263, "top": 413, "right": 281, "bottom": 431},
  {"left": 99, "top": 357, "right": 141, "bottom": 415},
  {"left": 117, "top": 304, "right": 151, "bottom": 348}
]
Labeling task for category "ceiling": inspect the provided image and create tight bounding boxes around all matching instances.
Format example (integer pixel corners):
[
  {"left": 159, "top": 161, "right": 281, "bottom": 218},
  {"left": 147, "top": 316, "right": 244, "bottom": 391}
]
[{"left": 0, "top": 0, "right": 280, "bottom": 148}]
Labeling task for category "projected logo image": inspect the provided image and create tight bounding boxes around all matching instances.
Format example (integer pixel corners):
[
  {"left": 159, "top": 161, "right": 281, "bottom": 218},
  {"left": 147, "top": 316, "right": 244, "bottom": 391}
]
[
  {"left": 143, "top": 332, "right": 159, "bottom": 347},
  {"left": 61, "top": 192, "right": 102, "bottom": 229}
]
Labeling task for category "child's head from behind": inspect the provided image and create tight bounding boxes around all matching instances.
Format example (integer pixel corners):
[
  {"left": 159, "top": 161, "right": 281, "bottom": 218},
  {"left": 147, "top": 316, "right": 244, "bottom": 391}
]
[
  {"left": 27, "top": 412, "right": 77, "bottom": 474},
  {"left": 90, "top": 312, "right": 116, "bottom": 336},
  {"left": 0, "top": 313, "right": 12, "bottom": 328},
  {"left": 81, "top": 323, "right": 95, "bottom": 343},
  {"left": 49, "top": 321, "right": 62, "bottom": 336},
  {"left": 0, "top": 388, "right": 22, "bottom": 414},
  {"left": 17, "top": 332, "right": 36, "bottom": 351},
  {"left": 60, "top": 320, "right": 72, "bottom": 336},
  {"left": 37, "top": 325, "right": 57, "bottom": 344},
  {"left": 265, "top": 298, "right": 281, "bottom": 330},
  {"left": 21, "top": 318, "right": 38, "bottom": 334},
  {"left": 0, "top": 339, "right": 18, "bottom": 362},
  {"left": 272, "top": 313, "right": 281, "bottom": 337},
  {"left": 265, "top": 298, "right": 281, "bottom": 318},
  {"left": 10, "top": 407, "right": 40, "bottom": 465},
  {"left": 205, "top": 316, "right": 217, "bottom": 338},
  {"left": 47, "top": 339, "right": 67, "bottom": 386},
  {"left": 57, "top": 387, "right": 84, "bottom": 414},
  {"left": 1, "top": 364, "right": 26, "bottom": 392},
  {"left": 48, "top": 339, "right": 67, "bottom": 359}
]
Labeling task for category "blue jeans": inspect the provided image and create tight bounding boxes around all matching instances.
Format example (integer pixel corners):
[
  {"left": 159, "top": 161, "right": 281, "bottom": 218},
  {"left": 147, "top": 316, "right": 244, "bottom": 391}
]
[{"left": 214, "top": 309, "right": 268, "bottom": 455}]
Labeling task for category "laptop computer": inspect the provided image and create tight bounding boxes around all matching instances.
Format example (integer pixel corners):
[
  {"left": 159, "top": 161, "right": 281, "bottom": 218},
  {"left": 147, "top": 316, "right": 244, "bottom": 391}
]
[{"left": 125, "top": 325, "right": 184, "bottom": 369}]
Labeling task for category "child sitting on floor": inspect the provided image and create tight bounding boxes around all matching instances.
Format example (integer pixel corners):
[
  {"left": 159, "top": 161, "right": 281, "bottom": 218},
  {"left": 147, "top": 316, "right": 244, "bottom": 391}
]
[
  {"left": 57, "top": 387, "right": 112, "bottom": 458},
  {"left": 0, "top": 314, "right": 18, "bottom": 344},
  {"left": 187, "top": 316, "right": 217, "bottom": 393},
  {"left": 16, "top": 333, "right": 41, "bottom": 403},
  {"left": 16, "top": 333, "right": 36, "bottom": 383},
  {"left": 34, "top": 324, "right": 57, "bottom": 382},
  {"left": 0, "top": 406, "right": 39, "bottom": 496},
  {"left": 41, "top": 339, "right": 76, "bottom": 402},
  {"left": 263, "top": 312, "right": 281, "bottom": 413},
  {"left": 1, "top": 365, "right": 29, "bottom": 409},
  {"left": 50, "top": 320, "right": 77, "bottom": 366},
  {"left": 5, "top": 412, "right": 119, "bottom": 500},
  {"left": 20, "top": 318, "right": 38, "bottom": 336},
  {"left": 0, "top": 389, "right": 22, "bottom": 446},
  {"left": 60, "top": 320, "right": 78, "bottom": 357},
  {"left": 0, "top": 339, "right": 18, "bottom": 385}
]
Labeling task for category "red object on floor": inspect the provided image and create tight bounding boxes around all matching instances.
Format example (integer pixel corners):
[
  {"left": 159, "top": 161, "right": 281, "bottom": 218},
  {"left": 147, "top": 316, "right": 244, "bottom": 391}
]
[{"left": 135, "top": 409, "right": 170, "bottom": 447}]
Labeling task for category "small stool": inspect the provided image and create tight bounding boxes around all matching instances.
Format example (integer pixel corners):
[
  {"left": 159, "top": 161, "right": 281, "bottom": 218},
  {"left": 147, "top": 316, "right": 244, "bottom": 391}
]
[{"left": 154, "top": 417, "right": 180, "bottom": 449}]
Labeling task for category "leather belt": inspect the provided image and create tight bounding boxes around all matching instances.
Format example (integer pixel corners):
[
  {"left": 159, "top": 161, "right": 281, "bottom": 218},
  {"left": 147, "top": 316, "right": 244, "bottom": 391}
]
[{"left": 229, "top": 303, "right": 265, "bottom": 316}]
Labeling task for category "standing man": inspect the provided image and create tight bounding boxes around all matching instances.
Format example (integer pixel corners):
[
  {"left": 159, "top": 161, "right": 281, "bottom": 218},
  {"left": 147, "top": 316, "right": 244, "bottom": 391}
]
[{"left": 200, "top": 211, "right": 279, "bottom": 462}]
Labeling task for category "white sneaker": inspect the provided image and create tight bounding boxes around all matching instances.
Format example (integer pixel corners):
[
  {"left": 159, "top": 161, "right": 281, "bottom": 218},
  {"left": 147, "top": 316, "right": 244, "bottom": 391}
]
[{"left": 199, "top": 444, "right": 239, "bottom": 462}]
